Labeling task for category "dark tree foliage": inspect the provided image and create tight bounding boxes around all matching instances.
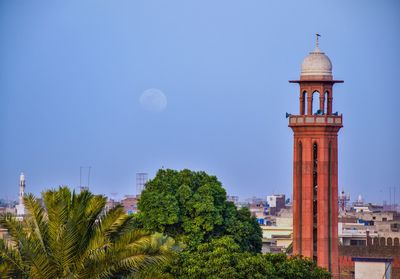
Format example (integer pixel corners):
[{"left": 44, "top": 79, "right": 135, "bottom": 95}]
[
  {"left": 137, "top": 169, "right": 331, "bottom": 279},
  {"left": 137, "top": 169, "right": 262, "bottom": 252},
  {"left": 223, "top": 202, "right": 263, "bottom": 253},
  {"left": 168, "top": 236, "right": 330, "bottom": 279},
  {"left": 262, "top": 253, "right": 331, "bottom": 279}
]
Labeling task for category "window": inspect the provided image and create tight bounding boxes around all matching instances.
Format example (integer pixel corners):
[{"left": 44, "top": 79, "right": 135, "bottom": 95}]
[
  {"left": 350, "top": 240, "right": 366, "bottom": 246},
  {"left": 313, "top": 142, "right": 318, "bottom": 261},
  {"left": 297, "top": 141, "right": 303, "bottom": 254}
]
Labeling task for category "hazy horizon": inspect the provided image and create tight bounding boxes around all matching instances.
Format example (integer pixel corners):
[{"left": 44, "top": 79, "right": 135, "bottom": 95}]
[{"left": 1, "top": 0, "right": 399, "bottom": 204}]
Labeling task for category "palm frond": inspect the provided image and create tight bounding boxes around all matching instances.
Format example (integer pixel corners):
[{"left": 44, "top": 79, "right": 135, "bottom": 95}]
[{"left": 0, "top": 186, "right": 176, "bottom": 278}]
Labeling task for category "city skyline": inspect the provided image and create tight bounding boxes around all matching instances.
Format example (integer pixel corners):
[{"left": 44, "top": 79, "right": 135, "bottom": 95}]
[{"left": 1, "top": 1, "right": 399, "bottom": 203}]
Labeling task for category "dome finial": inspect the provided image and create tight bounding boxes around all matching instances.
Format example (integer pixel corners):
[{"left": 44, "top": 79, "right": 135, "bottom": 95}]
[{"left": 315, "top": 33, "right": 321, "bottom": 51}]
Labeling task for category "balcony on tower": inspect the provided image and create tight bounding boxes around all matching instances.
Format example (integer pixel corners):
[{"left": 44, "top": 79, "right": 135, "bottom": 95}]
[{"left": 288, "top": 114, "right": 343, "bottom": 127}]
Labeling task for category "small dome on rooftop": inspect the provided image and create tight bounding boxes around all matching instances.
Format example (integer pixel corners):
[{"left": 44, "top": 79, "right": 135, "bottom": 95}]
[{"left": 300, "top": 35, "right": 332, "bottom": 78}]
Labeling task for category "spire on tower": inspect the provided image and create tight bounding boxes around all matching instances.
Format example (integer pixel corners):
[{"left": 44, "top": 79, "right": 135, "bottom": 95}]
[{"left": 315, "top": 33, "right": 321, "bottom": 52}]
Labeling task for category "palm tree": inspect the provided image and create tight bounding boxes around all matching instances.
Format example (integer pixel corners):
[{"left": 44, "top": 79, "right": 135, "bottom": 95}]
[{"left": 0, "top": 187, "right": 176, "bottom": 279}]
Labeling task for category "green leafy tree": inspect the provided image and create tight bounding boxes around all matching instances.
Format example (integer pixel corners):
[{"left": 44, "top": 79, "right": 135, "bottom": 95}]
[
  {"left": 263, "top": 253, "right": 331, "bottom": 279},
  {"left": 223, "top": 202, "right": 262, "bottom": 253},
  {"left": 170, "top": 236, "right": 242, "bottom": 279},
  {"left": 168, "top": 236, "right": 330, "bottom": 279},
  {"left": 0, "top": 187, "right": 176, "bottom": 279},
  {"left": 136, "top": 169, "right": 330, "bottom": 278},
  {"left": 137, "top": 169, "right": 262, "bottom": 252}
]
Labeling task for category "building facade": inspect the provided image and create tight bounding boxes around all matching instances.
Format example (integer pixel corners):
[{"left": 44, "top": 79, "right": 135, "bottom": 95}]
[
  {"left": 120, "top": 195, "right": 139, "bottom": 215},
  {"left": 267, "top": 194, "right": 286, "bottom": 216},
  {"left": 289, "top": 36, "right": 343, "bottom": 276}
]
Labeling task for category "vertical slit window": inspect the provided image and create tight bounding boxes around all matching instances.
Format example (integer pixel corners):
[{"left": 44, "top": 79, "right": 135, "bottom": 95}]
[
  {"left": 328, "top": 142, "right": 332, "bottom": 272},
  {"left": 313, "top": 142, "right": 318, "bottom": 262},
  {"left": 298, "top": 141, "right": 303, "bottom": 254}
]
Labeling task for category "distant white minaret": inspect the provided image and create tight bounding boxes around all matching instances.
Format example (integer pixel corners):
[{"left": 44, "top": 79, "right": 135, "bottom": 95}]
[
  {"left": 16, "top": 172, "right": 26, "bottom": 216},
  {"left": 19, "top": 172, "right": 25, "bottom": 205}
]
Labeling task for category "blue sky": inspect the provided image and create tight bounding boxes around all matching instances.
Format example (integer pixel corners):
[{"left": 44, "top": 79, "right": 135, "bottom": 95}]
[{"left": 1, "top": 0, "right": 399, "bottom": 204}]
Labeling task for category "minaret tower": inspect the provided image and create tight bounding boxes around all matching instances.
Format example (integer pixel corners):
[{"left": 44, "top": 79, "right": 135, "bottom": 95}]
[
  {"left": 288, "top": 35, "right": 343, "bottom": 276},
  {"left": 19, "top": 172, "right": 25, "bottom": 205},
  {"left": 16, "top": 172, "right": 26, "bottom": 216}
]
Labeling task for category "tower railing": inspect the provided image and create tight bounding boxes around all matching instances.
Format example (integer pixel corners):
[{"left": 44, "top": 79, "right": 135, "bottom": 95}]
[{"left": 289, "top": 115, "right": 342, "bottom": 126}]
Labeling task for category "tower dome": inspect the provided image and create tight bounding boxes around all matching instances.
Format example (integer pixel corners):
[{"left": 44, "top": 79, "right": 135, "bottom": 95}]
[{"left": 300, "top": 35, "right": 332, "bottom": 79}]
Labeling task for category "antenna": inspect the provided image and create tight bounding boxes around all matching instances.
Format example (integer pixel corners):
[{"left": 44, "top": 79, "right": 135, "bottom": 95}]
[
  {"left": 136, "top": 173, "right": 148, "bottom": 195},
  {"left": 88, "top": 166, "right": 91, "bottom": 187},
  {"left": 79, "top": 166, "right": 92, "bottom": 191}
]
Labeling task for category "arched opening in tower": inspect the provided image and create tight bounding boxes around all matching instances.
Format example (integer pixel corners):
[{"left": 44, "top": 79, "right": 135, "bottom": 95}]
[
  {"left": 301, "top": 91, "right": 307, "bottom": 115},
  {"left": 324, "top": 91, "right": 329, "bottom": 115},
  {"left": 312, "top": 91, "right": 320, "bottom": 115}
]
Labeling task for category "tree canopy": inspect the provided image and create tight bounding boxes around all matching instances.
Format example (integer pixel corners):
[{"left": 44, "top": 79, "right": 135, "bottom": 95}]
[
  {"left": 0, "top": 187, "right": 176, "bottom": 279},
  {"left": 0, "top": 171, "right": 331, "bottom": 278},
  {"left": 136, "top": 169, "right": 331, "bottom": 278},
  {"left": 137, "top": 169, "right": 262, "bottom": 252},
  {"left": 168, "top": 236, "right": 330, "bottom": 279}
]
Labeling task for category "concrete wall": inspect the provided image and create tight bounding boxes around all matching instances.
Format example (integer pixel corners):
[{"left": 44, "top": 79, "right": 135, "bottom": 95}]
[{"left": 354, "top": 262, "right": 390, "bottom": 279}]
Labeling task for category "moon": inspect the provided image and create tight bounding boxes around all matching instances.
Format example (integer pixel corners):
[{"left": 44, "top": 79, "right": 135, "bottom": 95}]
[{"left": 139, "top": 88, "right": 167, "bottom": 112}]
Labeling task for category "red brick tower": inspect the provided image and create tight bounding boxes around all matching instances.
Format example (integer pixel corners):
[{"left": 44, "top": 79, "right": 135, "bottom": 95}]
[{"left": 289, "top": 35, "right": 343, "bottom": 277}]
